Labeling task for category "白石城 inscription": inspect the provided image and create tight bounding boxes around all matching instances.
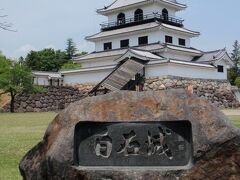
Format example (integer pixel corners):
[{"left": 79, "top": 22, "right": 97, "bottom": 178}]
[{"left": 74, "top": 121, "right": 193, "bottom": 169}]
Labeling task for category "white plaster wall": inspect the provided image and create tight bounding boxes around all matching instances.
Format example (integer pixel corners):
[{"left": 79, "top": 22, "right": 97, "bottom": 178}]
[
  {"left": 34, "top": 77, "right": 49, "bottom": 86},
  {"left": 159, "top": 30, "right": 191, "bottom": 47},
  {"left": 63, "top": 69, "right": 113, "bottom": 85},
  {"left": 80, "top": 58, "right": 116, "bottom": 68},
  {"left": 107, "top": 3, "right": 177, "bottom": 22},
  {"left": 145, "top": 63, "right": 227, "bottom": 80},
  {"left": 62, "top": 61, "right": 228, "bottom": 86},
  {"left": 145, "top": 64, "right": 169, "bottom": 77},
  {"left": 95, "top": 29, "right": 191, "bottom": 52},
  {"left": 214, "top": 60, "right": 228, "bottom": 79},
  {"left": 95, "top": 30, "right": 160, "bottom": 51}
]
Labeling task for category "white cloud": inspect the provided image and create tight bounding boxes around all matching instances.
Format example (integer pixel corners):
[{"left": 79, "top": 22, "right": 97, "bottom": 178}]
[
  {"left": 16, "top": 44, "right": 37, "bottom": 54},
  {"left": 45, "top": 44, "right": 56, "bottom": 49}
]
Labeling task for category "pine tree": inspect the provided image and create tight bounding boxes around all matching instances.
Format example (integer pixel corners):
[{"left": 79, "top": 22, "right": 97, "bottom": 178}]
[
  {"left": 228, "top": 40, "right": 240, "bottom": 85},
  {"left": 231, "top": 40, "right": 240, "bottom": 68},
  {"left": 65, "top": 38, "right": 78, "bottom": 60}
]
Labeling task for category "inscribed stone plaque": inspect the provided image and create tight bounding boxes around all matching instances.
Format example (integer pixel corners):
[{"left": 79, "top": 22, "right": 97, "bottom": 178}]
[{"left": 74, "top": 121, "right": 193, "bottom": 169}]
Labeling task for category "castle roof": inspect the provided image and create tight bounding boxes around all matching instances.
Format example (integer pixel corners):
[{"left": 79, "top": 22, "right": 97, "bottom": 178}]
[
  {"left": 86, "top": 22, "right": 160, "bottom": 41},
  {"left": 193, "top": 49, "right": 233, "bottom": 66},
  {"left": 86, "top": 22, "right": 199, "bottom": 41},
  {"left": 114, "top": 48, "right": 165, "bottom": 63},
  {"left": 97, "top": 0, "right": 187, "bottom": 15},
  {"left": 73, "top": 42, "right": 203, "bottom": 62}
]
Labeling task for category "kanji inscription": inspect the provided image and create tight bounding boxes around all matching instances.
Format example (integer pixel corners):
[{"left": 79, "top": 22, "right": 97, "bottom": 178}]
[{"left": 74, "top": 121, "right": 193, "bottom": 168}]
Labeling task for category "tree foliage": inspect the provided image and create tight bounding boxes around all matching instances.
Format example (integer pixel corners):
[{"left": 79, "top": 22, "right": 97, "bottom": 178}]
[
  {"left": 228, "top": 40, "right": 240, "bottom": 85},
  {"left": 60, "top": 62, "right": 81, "bottom": 71},
  {"left": 24, "top": 48, "right": 69, "bottom": 72},
  {"left": 0, "top": 55, "right": 45, "bottom": 112},
  {"left": 235, "top": 76, "right": 240, "bottom": 88},
  {"left": 231, "top": 40, "right": 240, "bottom": 68},
  {"left": 19, "top": 38, "right": 87, "bottom": 72},
  {"left": 65, "top": 38, "right": 78, "bottom": 59},
  {"left": 0, "top": 53, "right": 11, "bottom": 74}
]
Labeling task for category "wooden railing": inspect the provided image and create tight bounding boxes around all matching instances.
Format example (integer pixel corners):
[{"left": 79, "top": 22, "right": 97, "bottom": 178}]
[{"left": 100, "top": 12, "right": 184, "bottom": 31}]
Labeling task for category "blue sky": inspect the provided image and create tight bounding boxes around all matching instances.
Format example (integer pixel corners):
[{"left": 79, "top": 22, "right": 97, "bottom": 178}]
[{"left": 0, "top": 0, "right": 239, "bottom": 59}]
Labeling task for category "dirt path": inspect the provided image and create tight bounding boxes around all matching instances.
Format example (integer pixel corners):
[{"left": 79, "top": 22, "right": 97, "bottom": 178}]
[
  {"left": 0, "top": 93, "right": 10, "bottom": 108},
  {"left": 222, "top": 109, "right": 240, "bottom": 116}
]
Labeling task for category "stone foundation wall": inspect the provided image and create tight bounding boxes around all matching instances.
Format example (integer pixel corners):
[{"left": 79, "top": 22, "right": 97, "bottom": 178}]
[
  {"left": 3, "top": 86, "right": 86, "bottom": 112},
  {"left": 72, "top": 83, "right": 96, "bottom": 94},
  {"left": 144, "top": 76, "right": 239, "bottom": 108},
  {"left": 1, "top": 76, "right": 239, "bottom": 113}
]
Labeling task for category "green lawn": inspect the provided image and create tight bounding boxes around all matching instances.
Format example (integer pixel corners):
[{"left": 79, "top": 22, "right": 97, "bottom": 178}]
[
  {"left": 229, "top": 115, "right": 240, "bottom": 128},
  {"left": 0, "top": 112, "right": 57, "bottom": 180},
  {"left": 0, "top": 112, "right": 239, "bottom": 180}
]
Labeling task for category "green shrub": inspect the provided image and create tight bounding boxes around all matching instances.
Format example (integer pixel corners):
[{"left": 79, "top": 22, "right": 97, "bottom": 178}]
[{"left": 234, "top": 76, "right": 240, "bottom": 87}]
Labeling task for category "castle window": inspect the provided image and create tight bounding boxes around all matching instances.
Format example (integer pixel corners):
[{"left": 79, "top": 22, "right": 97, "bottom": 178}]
[
  {"left": 179, "top": 38, "right": 186, "bottom": 46},
  {"left": 217, "top": 65, "right": 224, "bottom": 73},
  {"left": 162, "top": 8, "right": 169, "bottom": 20},
  {"left": 120, "top": 39, "right": 129, "bottom": 48},
  {"left": 165, "top": 36, "right": 173, "bottom": 44},
  {"left": 134, "top": 9, "right": 143, "bottom": 22},
  {"left": 104, "top": 42, "right": 112, "bottom": 50},
  {"left": 138, "top": 36, "right": 148, "bottom": 45},
  {"left": 117, "top": 13, "right": 125, "bottom": 25}
]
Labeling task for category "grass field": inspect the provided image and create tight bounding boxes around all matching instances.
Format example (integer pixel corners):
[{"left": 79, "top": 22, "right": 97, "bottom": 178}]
[
  {"left": 0, "top": 112, "right": 239, "bottom": 180},
  {"left": 0, "top": 112, "right": 57, "bottom": 180}
]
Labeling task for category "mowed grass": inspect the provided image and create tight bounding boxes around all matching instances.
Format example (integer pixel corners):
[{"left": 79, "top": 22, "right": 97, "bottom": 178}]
[
  {"left": 0, "top": 112, "right": 239, "bottom": 180},
  {"left": 229, "top": 115, "right": 240, "bottom": 128},
  {"left": 0, "top": 112, "right": 57, "bottom": 180}
]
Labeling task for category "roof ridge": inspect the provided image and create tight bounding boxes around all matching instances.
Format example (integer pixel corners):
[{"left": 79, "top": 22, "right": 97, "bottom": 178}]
[
  {"left": 33, "top": 70, "right": 60, "bottom": 74},
  {"left": 98, "top": 0, "right": 186, "bottom": 14},
  {"left": 203, "top": 48, "right": 225, "bottom": 54}
]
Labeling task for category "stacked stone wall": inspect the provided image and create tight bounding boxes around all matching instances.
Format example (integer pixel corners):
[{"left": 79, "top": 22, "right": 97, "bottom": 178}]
[
  {"left": 2, "top": 86, "right": 86, "bottom": 112},
  {"left": 144, "top": 76, "right": 239, "bottom": 108},
  {"left": 1, "top": 76, "right": 239, "bottom": 112}
]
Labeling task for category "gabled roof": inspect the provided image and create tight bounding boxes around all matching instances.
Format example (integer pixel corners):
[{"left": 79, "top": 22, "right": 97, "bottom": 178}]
[
  {"left": 86, "top": 22, "right": 199, "bottom": 41},
  {"left": 115, "top": 48, "right": 165, "bottom": 63},
  {"left": 97, "top": 0, "right": 187, "bottom": 15},
  {"left": 193, "top": 49, "right": 234, "bottom": 66}
]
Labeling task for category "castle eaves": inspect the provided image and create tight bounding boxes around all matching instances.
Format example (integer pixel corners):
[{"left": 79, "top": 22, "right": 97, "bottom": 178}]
[
  {"left": 97, "top": 0, "right": 187, "bottom": 15},
  {"left": 86, "top": 22, "right": 199, "bottom": 41}
]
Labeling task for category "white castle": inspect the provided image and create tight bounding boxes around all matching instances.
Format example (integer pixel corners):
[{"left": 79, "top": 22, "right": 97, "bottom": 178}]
[{"left": 34, "top": 0, "right": 233, "bottom": 92}]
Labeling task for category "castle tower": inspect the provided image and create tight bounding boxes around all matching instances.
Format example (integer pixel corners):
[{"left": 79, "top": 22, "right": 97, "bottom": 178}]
[{"left": 59, "top": 0, "right": 233, "bottom": 92}]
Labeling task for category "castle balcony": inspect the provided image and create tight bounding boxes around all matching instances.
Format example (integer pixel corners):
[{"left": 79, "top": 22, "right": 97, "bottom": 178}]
[{"left": 100, "top": 12, "right": 184, "bottom": 31}]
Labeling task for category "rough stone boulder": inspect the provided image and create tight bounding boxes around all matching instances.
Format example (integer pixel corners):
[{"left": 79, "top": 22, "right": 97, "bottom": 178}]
[{"left": 19, "top": 90, "right": 240, "bottom": 180}]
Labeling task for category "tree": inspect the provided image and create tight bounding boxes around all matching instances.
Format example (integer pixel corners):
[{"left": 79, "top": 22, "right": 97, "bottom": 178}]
[
  {"left": 0, "top": 53, "right": 11, "bottom": 74},
  {"left": 235, "top": 76, "right": 240, "bottom": 88},
  {"left": 60, "top": 62, "right": 81, "bottom": 71},
  {"left": 231, "top": 40, "right": 240, "bottom": 68},
  {"left": 24, "top": 48, "right": 69, "bottom": 72},
  {"left": 228, "top": 40, "right": 240, "bottom": 85},
  {"left": 0, "top": 57, "right": 45, "bottom": 112},
  {"left": 65, "top": 38, "right": 78, "bottom": 59},
  {"left": 75, "top": 51, "right": 88, "bottom": 57}
]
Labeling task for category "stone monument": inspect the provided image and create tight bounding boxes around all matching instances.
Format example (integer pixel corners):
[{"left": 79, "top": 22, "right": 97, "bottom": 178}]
[{"left": 20, "top": 90, "right": 240, "bottom": 179}]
